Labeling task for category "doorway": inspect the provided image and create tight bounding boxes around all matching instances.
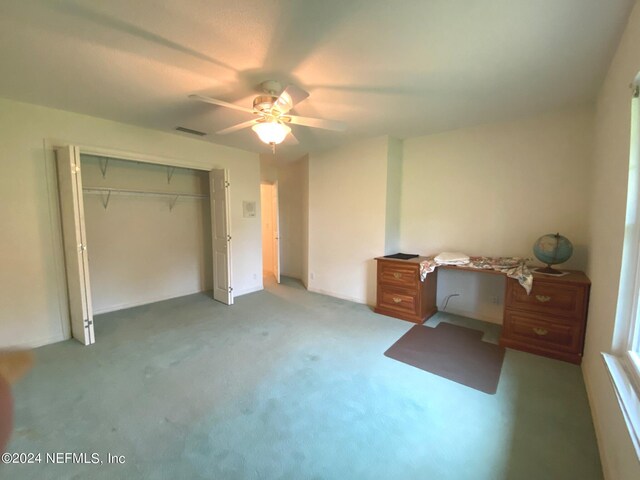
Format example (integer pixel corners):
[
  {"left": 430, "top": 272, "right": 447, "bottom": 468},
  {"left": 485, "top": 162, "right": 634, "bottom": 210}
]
[
  {"left": 55, "top": 145, "right": 234, "bottom": 345},
  {"left": 260, "top": 182, "right": 280, "bottom": 284}
]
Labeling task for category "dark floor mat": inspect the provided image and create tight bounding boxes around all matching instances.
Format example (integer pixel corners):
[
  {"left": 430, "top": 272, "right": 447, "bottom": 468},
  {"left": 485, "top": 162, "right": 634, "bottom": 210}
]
[{"left": 384, "top": 322, "right": 505, "bottom": 394}]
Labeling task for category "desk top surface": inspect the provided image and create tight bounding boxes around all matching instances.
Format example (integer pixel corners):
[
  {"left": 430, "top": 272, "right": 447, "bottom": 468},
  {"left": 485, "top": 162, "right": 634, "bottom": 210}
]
[{"left": 375, "top": 255, "right": 590, "bottom": 285}]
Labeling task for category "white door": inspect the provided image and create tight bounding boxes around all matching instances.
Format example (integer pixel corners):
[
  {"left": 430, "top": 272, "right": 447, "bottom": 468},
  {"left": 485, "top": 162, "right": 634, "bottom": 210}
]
[
  {"left": 210, "top": 169, "right": 233, "bottom": 305},
  {"left": 56, "top": 146, "right": 95, "bottom": 345},
  {"left": 272, "top": 182, "right": 280, "bottom": 283}
]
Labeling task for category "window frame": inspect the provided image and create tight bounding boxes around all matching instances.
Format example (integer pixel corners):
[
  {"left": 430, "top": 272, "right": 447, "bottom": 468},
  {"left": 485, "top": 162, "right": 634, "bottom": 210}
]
[{"left": 603, "top": 84, "right": 640, "bottom": 460}]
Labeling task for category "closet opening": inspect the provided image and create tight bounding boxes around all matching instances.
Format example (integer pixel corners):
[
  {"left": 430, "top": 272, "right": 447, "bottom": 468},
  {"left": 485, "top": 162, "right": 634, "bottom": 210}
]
[{"left": 55, "top": 146, "right": 233, "bottom": 345}]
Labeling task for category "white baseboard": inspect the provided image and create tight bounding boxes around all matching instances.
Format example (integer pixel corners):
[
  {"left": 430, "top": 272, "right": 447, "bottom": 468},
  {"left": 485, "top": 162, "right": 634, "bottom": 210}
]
[
  {"left": 94, "top": 282, "right": 265, "bottom": 314},
  {"left": 93, "top": 288, "right": 209, "bottom": 315},
  {"left": 234, "top": 284, "right": 263, "bottom": 297},
  {"left": 4, "top": 332, "right": 69, "bottom": 349},
  {"left": 307, "top": 286, "right": 371, "bottom": 306},
  {"left": 23, "top": 285, "right": 264, "bottom": 348},
  {"left": 582, "top": 357, "right": 611, "bottom": 480},
  {"left": 440, "top": 306, "right": 503, "bottom": 325}
]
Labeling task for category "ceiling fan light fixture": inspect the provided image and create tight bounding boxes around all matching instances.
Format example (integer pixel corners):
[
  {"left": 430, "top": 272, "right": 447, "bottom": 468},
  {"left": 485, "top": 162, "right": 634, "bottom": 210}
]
[{"left": 252, "top": 120, "right": 291, "bottom": 145}]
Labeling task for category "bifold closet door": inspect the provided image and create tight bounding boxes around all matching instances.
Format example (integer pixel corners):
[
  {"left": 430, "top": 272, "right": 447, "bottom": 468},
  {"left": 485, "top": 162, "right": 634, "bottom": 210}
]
[
  {"left": 56, "top": 146, "right": 95, "bottom": 345},
  {"left": 210, "top": 169, "right": 234, "bottom": 305}
]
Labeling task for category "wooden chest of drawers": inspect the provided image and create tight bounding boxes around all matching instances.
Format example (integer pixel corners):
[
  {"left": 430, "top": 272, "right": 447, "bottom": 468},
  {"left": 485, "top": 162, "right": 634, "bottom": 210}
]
[
  {"left": 374, "top": 257, "right": 437, "bottom": 323},
  {"left": 500, "top": 271, "right": 590, "bottom": 364}
]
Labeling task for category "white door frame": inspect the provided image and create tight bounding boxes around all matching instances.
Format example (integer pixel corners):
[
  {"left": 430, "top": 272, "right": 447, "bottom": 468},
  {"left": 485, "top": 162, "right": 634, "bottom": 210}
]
[{"left": 48, "top": 142, "right": 234, "bottom": 343}]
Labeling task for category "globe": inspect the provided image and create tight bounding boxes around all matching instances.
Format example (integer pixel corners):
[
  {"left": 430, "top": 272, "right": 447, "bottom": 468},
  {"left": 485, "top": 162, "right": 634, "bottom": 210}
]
[{"left": 533, "top": 233, "right": 573, "bottom": 274}]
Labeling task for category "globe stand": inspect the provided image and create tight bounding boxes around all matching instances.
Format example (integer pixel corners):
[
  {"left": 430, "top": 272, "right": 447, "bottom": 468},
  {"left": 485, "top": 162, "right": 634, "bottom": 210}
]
[{"left": 534, "top": 265, "right": 565, "bottom": 276}]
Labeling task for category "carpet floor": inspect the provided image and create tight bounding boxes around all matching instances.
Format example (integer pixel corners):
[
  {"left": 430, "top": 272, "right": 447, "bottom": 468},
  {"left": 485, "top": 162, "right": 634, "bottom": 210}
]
[{"left": 3, "top": 277, "right": 602, "bottom": 479}]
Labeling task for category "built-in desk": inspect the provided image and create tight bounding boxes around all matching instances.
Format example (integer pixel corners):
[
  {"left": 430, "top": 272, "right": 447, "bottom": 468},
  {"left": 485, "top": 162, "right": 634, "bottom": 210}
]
[{"left": 374, "top": 256, "right": 590, "bottom": 364}]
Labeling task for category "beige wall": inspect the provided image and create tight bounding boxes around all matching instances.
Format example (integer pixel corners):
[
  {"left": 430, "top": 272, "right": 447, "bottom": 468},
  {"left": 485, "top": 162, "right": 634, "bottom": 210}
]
[
  {"left": 400, "top": 107, "right": 594, "bottom": 322},
  {"left": 308, "top": 136, "right": 391, "bottom": 305},
  {"left": 385, "top": 138, "right": 403, "bottom": 255},
  {"left": 0, "top": 98, "right": 262, "bottom": 348},
  {"left": 82, "top": 156, "right": 212, "bottom": 314},
  {"left": 584, "top": 2, "right": 640, "bottom": 478}
]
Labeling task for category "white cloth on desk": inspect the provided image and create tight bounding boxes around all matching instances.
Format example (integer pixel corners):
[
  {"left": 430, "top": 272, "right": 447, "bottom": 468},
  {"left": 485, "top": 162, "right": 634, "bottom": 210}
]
[
  {"left": 420, "top": 255, "right": 533, "bottom": 295},
  {"left": 419, "top": 259, "right": 437, "bottom": 281},
  {"left": 434, "top": 252, "right": 470, "bottom": 265}
]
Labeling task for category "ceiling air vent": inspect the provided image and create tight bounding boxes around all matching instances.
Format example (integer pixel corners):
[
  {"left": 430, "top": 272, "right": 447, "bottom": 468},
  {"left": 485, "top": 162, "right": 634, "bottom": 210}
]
[{"left": 175, "top": 126, "right": 206, "bottom": 136}]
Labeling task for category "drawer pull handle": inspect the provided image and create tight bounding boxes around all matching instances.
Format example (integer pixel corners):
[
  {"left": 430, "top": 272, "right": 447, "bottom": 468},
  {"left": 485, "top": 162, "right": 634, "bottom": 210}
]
[
  {"left": 393, "top": 272, "right": 402, "bottom": 279},
  {"left": 392, "top": 297, "right": 402, "bottom": 304},
  {"left": 533, "top": 327, "right": 548, "bottom": 336},
  {"left": 535, "top": 295, "right": 552, "bottom": 303}
]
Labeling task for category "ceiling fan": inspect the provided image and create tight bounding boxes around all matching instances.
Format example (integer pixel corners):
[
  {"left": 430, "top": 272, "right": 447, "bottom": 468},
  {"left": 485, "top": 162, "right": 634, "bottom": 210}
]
[{"left": 189, "top": 80, "right": 346, "bottom": 151}]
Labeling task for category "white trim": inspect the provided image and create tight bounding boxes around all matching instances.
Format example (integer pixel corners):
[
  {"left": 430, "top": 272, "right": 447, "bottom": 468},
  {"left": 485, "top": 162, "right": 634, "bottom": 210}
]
[
  {"left": 14, "top": 333, "right": 69, "bottom": 349},
  {"left": 234, "top": 285, "right": 264, "bottom": 297},
  {"left": 440, "top": 307, "right": 502, "bottom": 325},
  {"left": 581, "top": 364, "right": 613, "bottom": 480},
  {"left": 613, "top": 92, "right": 640, "bottom": 352},
  {"left": 307, "top": 286, "right": 369, "bottom": 305},
  {"left": 626, "top": 350, "right": 640, "bottom": 394},
  {"left": 92, "top": 289, "right": 212, "bottom": 315},
  {"left": 602, "top": 353, "right": 640, "bottom": 460},
  {"left": 84, "top": 285, "right": 264, "bottom": 316},
  {"left": 601, "top": 87, "right": 640, "bottom": 462}
]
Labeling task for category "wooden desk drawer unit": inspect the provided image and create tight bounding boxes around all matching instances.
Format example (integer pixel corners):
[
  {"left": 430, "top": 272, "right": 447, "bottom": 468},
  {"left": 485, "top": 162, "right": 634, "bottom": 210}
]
[
  {"left": 503, "top": 310, "right": 580, "bottom": 353},
  {"left": 500, "top": 271, "right": 590, "bottom": 364},
  {"left": 374, "top": 257, "right": 437, "bottom": 324},
  {"left": 506, "top": 281, "right": 586, "bottom": 320},
  {"left": 378, "top": 286, "right": 419, "bottom": 317},
  {"left": 378, "top": 262, "right": 419, "bottom": 288}
]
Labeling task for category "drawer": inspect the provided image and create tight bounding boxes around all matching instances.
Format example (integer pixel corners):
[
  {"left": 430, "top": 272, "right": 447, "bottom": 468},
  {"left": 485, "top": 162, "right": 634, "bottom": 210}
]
[
  {"left": 506, "top": 278, "right": 586, "bottom": 320},
  {"left": 378, "top": 262, "right": 419, "bottom": 288},
  {"left": 503, "top": 310, "right": 580, "bottom": 353},
  {"left": 378, "top": 285, "right": 419, "bottom": 316}
]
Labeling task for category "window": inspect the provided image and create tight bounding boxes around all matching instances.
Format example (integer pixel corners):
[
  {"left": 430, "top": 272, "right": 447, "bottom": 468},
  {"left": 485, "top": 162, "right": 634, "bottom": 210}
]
[{"left": 603, "top": 84, "right": 640, "bottom": 459}]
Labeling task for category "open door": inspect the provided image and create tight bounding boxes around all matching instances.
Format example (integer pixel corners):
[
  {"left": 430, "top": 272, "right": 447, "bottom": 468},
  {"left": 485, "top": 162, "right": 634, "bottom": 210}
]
[
  {"left": 272, "top": 182, "right": 281, "bottom": 283},
  {"left": 56, "top": 146, "right": 95, "bottom": 345},
  {"left": 210, "top": 169, "right": 233, "bottom": 305}
]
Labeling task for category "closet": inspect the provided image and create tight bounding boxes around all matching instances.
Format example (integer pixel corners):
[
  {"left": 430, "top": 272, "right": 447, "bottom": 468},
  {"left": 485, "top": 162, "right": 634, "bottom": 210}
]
[{"left": 55, "top": 146, "right": 233, "bottom": 345}]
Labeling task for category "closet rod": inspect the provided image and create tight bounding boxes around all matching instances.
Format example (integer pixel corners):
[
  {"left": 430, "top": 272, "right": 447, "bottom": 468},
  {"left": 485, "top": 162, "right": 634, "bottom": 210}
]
[
  {"left": 83, "top": 187, "right": 209, "bottom": 211},
  {"left": 82, "top": 187, "right": 209, "bottom": 199}
]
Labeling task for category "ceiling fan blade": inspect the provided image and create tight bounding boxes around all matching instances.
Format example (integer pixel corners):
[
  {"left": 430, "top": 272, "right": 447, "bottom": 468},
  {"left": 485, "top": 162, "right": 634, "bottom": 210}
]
[
  {"left": 286, "top": 115, "right": 346, "bottom": 131},
  {"left": 189, "top": 94, "right": 255, "bottom": 114},
  {"left": 216, "top": 119, "right": 260, "bottom": 135},
  {"left": 273, "top": 85, "right": 310, "bottom": 114}
]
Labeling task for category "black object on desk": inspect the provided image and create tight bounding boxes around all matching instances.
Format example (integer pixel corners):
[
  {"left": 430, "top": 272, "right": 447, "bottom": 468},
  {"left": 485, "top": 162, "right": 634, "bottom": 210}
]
[{"left": 383, "top": 253, "right": 419, "bottom": 260}]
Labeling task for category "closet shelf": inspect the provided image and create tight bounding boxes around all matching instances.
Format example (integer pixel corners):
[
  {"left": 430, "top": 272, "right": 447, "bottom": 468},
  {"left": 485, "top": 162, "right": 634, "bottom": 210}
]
[{"left": 83, "top": 187, "right": 209, "bottom": 211}]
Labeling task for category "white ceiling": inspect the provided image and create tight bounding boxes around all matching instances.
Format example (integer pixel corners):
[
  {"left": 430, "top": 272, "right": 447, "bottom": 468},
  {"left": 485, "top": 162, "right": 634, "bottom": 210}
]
[{"left": 0, "top": 0, "right": 634, "bottom": 162}]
